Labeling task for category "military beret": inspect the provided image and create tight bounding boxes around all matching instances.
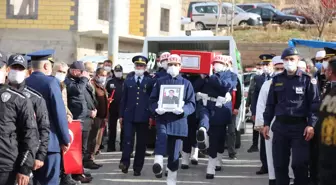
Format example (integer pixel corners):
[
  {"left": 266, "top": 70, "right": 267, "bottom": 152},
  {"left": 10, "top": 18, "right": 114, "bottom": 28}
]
[
  {"left": 132, "top": 55, "right": 148, "bottom": 65},
  {"left": 281, "top": 47, "right": 299, "bottom": 59}
]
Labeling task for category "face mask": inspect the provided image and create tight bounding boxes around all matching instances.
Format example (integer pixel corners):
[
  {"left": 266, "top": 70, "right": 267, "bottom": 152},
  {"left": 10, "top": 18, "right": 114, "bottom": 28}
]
[
  {"left": 322, "top": 61, "right": 329, "bottom": 69},
  {"left": 167, "top": 66, "right": 180, "bottom": 77},
  {"left": 161, "top": 61, "right": 168, "bottom": 70},
  {"left": 96, "top": 76, "right": 106, "bottom": 85},
  {"left": 284, "top": 61, "right": 297, "bottom": 72},
  {"left": 263, "top": 66, "right": 271, "bottom": 74},
  {"left": 8, "top": 69, "right": 26, "bottom": 84},
  {"left": 104, "top": 66, "right": 112, "bottom": 72},
  {"left": 0, "top": 71, "right": 5, "bottom": 84},
  {"left": 315, "top": 63, "right": 322, "bottom": 72},
  {"left": 114, "top": 72, "right": 123, "bottom": 78},
  {"left": 256, "top": 69, "right": 262, "bottom": 75},
  {"left": 157, "top": 62, "right": 162, "bottom": 68},
  {"left": 214, "top": 63, "right": 225, "bottom": 73},
  {"left": 55, "top": 72, "right": 66, "bottom": 82},
  {"left": 134, "top": 69, "right": 145, "bottom": 76}
]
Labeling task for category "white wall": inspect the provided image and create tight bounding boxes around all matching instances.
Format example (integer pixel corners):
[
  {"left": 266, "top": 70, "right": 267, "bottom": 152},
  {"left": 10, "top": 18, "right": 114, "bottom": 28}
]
[{"left": 147, "top": 0, "right": 182, "bottom": 36}]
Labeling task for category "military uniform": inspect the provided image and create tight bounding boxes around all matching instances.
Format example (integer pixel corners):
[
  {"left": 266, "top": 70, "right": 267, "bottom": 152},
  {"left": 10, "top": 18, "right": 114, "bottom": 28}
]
[
  {"left": 263, "top": 48, "right": 320, "bottom": 185},
  {"left": 119, "top": 56, "right": 154, "bottom": 175}
]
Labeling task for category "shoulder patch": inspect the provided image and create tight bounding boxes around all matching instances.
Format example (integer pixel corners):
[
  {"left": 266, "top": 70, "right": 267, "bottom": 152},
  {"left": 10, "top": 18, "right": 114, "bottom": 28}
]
[
  {"left": 1, "top": 92, "right": 11, "bottom": 102},
  {"left": 6, "top": 88, "right": 25, "bottom": 99},
  {"left": 24, "top": 88, "right": 42, "bottom": 98},
  {"left": 23, "top": 91, "right": 31, "bottom": 98},
  {"left": 311, "top": 78, "right": 317, "bottom": 85}
]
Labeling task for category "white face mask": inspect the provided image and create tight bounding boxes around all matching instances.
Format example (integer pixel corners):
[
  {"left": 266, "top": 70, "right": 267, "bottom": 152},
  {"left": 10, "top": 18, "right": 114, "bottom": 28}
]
[
  {"left": 256, "top": 69, "right": 263, "bottom": 75},
  {"left": 104, "top": 66, "right": 112, "bottom": 72},
  {"left": 157, "top": 62, "right": 162, "bottom": 68},
  {"left": 96, "top": 76, "right": 106, "bottom": 85},
  {"left": 134, "top": 69, "right": 145, "bottom": 76},
  {"left": 114, "top": 72, "right": 123, "bottom": 78},
  {"left": 161, "top": 61, "right": 168, "bottom": 70},
  {"left": 8, "top": 69, "right": 26, "bottom": 84},
  {"left": 167, "top": 66, "right": 180, "bottom": 77},
  {"left": 322, "top": 61, "right": 329, "bottom": 69},
  {"left": 284, "top": 61, "right": 297, "bottom": 72},
  {"left": 0, "top": 71, "right": 5, "bottom": 84},
  {"left": 214, "top": 63, "right": 225, "bottom": 73},
  {"left": 263, "top": 66, "right": 271, "bottom": 74},
  {"left": 55, "top": 72, "right": 66, "bottom": 82}
]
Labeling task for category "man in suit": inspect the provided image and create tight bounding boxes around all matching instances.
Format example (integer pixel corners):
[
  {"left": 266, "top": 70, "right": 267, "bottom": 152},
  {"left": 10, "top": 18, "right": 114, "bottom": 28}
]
[
  {"left": 162, "top": 90, "right": 179, "bottom": 105},
  {"left": 25, "top": 50, "right": 71, "bottom": 185}
]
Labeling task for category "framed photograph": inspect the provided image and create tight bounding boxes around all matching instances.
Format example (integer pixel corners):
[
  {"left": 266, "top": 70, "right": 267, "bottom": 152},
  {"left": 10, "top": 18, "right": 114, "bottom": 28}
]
[
  {"left": 180, "top": 54, "right": 201, "bottom": 70},
  {"left": 158, "top": 85, "right": 184, "bottom": 112}
]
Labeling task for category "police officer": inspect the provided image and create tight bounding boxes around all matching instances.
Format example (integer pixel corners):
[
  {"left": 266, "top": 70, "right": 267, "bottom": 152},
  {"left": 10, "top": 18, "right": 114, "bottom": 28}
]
[
  {"left": 263, "top": 47, "right": 320, "bottom": 185},
  {"left": 318, "top": 56, "right": 336, "bottom": 185},
  {"left": 106, "top": 64, "right": 125, "bottom": 152},
  {"left": 196, "top": 55, "right": 237, "bottom": 179},
  {"left": 6, "top": 54, "right": 50, "bottom": 174},
  {"left": 150, "top": 54, "right": 195, "bottom": 185},
  {"left": 26, "top": 51, "right": 71, "bottom": 185},
  {"left": 118, "top": 56, "right": 154, "bottom": 176},
  {"left": 154, "top": 52, "right": 170, "bottom": 79},
  {"left": 251, "top": 54, "right": 275, "bottom": 175},
  {"left": 0, "top": 51, "right": 39, "bottom": 185}
]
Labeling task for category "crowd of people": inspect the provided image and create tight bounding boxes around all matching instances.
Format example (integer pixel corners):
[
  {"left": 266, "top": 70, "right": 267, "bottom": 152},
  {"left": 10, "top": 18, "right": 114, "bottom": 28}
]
[{"left": 0, "top": 45, "right": 335, "bottom": 185}]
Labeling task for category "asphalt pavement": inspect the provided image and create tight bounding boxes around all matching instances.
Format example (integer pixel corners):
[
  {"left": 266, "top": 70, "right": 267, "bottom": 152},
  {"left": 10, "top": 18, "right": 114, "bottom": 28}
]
[{"left": 86, "top": 122, "right": 268, "bottom": 185}]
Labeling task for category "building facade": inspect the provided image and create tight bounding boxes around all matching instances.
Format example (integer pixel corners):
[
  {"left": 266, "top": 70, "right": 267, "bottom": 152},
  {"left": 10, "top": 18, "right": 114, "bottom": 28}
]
[{"left": 0, "top": 0, "right": 182, "bottom": 62}]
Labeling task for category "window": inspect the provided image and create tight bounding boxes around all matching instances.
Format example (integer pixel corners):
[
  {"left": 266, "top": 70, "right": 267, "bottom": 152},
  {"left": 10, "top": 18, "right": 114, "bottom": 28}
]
[
  {"left": 96, "top": 43, "right": 104, "bottom": 54},
  {"left": 262, "top": 9, "right": 275, "bottom": 19},
  {"left": 98, "top": 0, "right": 109, "bottom": 21},
  {"left": 222, "top": 6, "right": 233, "bottom": 14},
  {"left": 195, "top": 6, "right": 217, "bottom": 14},
  {"left": 247, "top": 8, "right": 261, "bottom": 15},
  {"left": 160, "top": 8, "right": 170, "bottom": 32},
  {"left": 7, "top": 0, "right": 38, "bottom": 19}
]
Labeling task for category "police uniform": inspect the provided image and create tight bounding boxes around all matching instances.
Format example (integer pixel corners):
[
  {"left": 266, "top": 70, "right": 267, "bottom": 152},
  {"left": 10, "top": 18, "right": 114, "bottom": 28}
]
[
  {"left": 263, "top": 48, "right": 320, "bottom": 185},
  {"left": 150, "top": 55, "right": 196, "bottom": 185},
  {"left": 251, "top": 54, "right": 275, "bottom": 174},
  {"left": 7, "top": 54, "right": 50, "bottom": 166},
  {"left": 118, "top": 56, "right": 154, "bottom": 176},
  {"left": 196, "top": 55, "right": 237, "bottom": 179},
  {"left": 0, "top": 53, "right": 39, "bottom": 185},
  {"left": 26, "top": 51, "right": 71, "bottom": 185},
  {"left": 106, "top": 64, "right": 125, "bottom": 151}
]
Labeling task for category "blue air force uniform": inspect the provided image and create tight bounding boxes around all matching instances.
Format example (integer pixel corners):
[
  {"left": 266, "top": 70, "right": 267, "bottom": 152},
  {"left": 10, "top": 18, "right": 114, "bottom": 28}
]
[
  {"left": 119, "top": 56, "right": 154, "bottom": 174},
  {"left": 149, "top": 74, "right": 196, "bottom": 172},
  {"left": 26, "top": 51, "right": 70, "bottom": 185},
  {"left": 263, "top": 48, "right": 320, "bottom": 185}
]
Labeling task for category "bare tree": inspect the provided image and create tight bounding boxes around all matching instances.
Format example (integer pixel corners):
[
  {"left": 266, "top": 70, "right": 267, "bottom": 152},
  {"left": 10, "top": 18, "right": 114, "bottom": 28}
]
[
  {"left": 294, "top": 0, "right": 335, "bottom": 39},
  {"left": 215, "top": 0, "right": 226, "bottom": 36}
]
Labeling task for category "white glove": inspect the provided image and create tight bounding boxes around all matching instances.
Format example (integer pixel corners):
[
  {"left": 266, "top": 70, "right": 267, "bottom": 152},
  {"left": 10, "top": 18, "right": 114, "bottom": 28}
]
[
  {"left": 225, "top": 92, "right": 232, "bottom": 103},
  {"left": 172, "top": 107, "right": 184, "bottom": 115},
  {"left": 215, "top": 96, "right": 226, "bottom": 107},
  {"left": 181, "top": 101, "right": 185, "bottom": 107},
  {"left": 196, "top": 92, "right": 203, "bottom": 101},
  {"left": 155, "top": 108, "right": 166, "bottom": 115}
]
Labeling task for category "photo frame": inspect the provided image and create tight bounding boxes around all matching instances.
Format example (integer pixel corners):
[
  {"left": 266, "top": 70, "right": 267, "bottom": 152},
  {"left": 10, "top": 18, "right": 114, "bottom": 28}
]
[
  {"left": 158, "top": 85, "right": 184, "bottom": 112},
  {"left": 180, "top": 54, "right": 201, "bottom": 70}
]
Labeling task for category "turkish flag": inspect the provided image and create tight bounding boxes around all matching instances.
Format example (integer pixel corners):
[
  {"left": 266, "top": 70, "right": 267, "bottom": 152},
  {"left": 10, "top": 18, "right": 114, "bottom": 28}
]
[{"left": 63, "top": 120, "right": 83, "bottom": 174}]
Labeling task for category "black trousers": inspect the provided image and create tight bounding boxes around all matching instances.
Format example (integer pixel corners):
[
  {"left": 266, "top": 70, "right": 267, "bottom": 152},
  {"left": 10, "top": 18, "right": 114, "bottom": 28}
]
[
  {"left": 0, "top": 172, "right": 16, "bottom": 185},
  {"left": 309, "top": 135, "right": 319, "bottom": 185},
  {"left": 82, "top": 130, "right": 90, "bottom": 161},
  {"left": 259, "top": 133, "right": 268, "bottom": 169},
  {"left": 252, "top": 120, "right": 259, "bottom": 146},
  {"left": 108, "top": 113, "right": 123, "bottom": 151}
]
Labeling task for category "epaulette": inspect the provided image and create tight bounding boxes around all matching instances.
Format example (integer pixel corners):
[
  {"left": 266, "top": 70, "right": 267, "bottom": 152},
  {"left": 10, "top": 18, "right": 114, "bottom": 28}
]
[
  {"left": 23, "top": 87, "right": 42, "bottom": 99},
  {"left": 6, "top": 87, "right": 26, "bottom": 99}
]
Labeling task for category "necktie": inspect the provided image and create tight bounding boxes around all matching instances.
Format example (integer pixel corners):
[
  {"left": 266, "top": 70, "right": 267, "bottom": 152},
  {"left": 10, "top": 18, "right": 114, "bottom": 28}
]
[{"left": 137, "top": 76, "right": 141, "bottom": 86}]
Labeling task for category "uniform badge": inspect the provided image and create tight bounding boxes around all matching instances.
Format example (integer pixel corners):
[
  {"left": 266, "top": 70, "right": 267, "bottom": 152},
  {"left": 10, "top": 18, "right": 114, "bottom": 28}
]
[
  {"left": 275, "top": 83, "right": 283, "bottom": 86},
  {"left": 23, "top": 92, "right": 31, "bottom": 98},
  {"left": 311, "top": 78, "right": 317, "bottom": 85},
  {"left": 1, "top": 92, "right": 11, "bottom": 102},
  {"left": 110, "top": 84, "right": 115, "bottom": 89},
  {"left": 295, "top": 87, "right": 303, "bottom": 94}
]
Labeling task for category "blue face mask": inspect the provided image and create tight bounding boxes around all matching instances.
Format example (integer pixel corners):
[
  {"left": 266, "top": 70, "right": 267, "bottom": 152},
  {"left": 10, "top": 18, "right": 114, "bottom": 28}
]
[{"left": 315, "top": 63, "right": 322, "bottom": 72}]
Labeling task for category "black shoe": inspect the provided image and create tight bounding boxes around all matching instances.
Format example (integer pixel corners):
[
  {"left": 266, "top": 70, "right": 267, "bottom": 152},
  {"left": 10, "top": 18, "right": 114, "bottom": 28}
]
[
  {"left": 152, "top": 163, "right": 162, "bottom": 178},
  {"left": 60, "top": 174, "right": 80, "bottom": 185},
  {"left": 165, "top": 171, "right": 168, "bottom": 177},
  {"left": 269, "top": 179, "right": 276, "bottom": 185},
  {"left": 247, "top": 145, "right": 259, "bottom": 153},
  {"left": 95, "top": 150, "right": 101, "bottom": 155},
  {"left": 119, "top": 162, "right": 128, "bottom": 174},
  {"left": 206, "top": 174, "right": 214, "bottom": 179},
  {"left": 107, "top": 148, "right": 116, "bottom": 152},
  {"left": 229, "top": 154, "right": 237, "bottom": 160},
  {"left": 99, "top": 145, "right": 105, "bottom": 150},
  {"left": 72, "top": 174, "right": 92, "bottom": 184},
  {"left": 191, "top": 159, "right": 198, "bottom": 165},
  {"left": 215, "top": 166, "right": 222, "bottom": 171},
  {"left": 130, "top": 153, "right": 134, "bottom": 158},
  {"left": 83, "top": 160, "right": 101, "bottom": 170},
  {"left": 197, "top": 129, "right": 207, "bottom": 150},
  {"left": 181, "top": 164, "right": 189, "bottom": 169},
  {"left": 133, "top": 171, "right": 141, "bottom": 176},
  {"left": 256, "top": 167, "right": 268, "bottom": 175},
  {"left": 84, "top": 172, "right": 92, "bottom": 178}
]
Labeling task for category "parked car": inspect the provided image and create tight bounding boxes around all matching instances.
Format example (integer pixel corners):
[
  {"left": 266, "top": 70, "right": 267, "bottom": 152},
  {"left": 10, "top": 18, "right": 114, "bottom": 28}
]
[
  {"left": 187, "top": 1, "right": 206, "bottom": 19},
  {"left": 191, "top": 2, "right": 262, "bottom": 30},
  {"left": 237, "top": 3, "right": 275, "bottom": 11},
  {"left": 246, "top": 7, "right": 307, "bottom": 24},
  {"left": 281, "top": 7, "right": 314, "bottom": 24}
]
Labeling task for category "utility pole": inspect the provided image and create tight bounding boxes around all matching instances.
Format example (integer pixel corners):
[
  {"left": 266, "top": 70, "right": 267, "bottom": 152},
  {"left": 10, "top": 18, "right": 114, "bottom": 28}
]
[
  {"left": 108, "top": 0, "right": 119, "bottom": 66},
  {"left": 231, "top": 0, "right": 235, "bottom": 34}
]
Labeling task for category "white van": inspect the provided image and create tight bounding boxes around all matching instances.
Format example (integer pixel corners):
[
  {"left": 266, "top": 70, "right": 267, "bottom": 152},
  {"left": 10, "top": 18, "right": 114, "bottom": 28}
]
[{"left": 191, "top": 2, "right": 262, "bottom": 30}]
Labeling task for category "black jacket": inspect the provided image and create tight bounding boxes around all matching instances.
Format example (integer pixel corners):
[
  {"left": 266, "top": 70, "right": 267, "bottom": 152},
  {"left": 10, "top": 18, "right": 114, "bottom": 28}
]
[
  {"left": 13, "top": 82, "right": 50, "bottom": 162},
  {"left": 234, "top": 78, "right": 242, "bottom": 110},
  {"left": 82, "top": 82, "right": 97, "bottom": 130},
  {"left": 106, "top": 77, "right": 124, "bottom": 115},
  {"left": 64, "top": 76, "right": 89, "bottom": 120},
  {"left": 0, "top": 84, "right": 39, "bottom": 175}
]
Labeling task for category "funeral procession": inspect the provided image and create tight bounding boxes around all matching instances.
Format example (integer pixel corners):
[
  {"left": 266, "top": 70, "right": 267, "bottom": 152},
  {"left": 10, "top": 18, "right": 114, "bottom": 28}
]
[{"left": 0, "top": 0, "right": 336, "bottom": 185}]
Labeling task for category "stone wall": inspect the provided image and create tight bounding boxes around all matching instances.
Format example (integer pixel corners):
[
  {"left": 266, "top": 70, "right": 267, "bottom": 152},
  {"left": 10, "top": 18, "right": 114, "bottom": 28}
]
[{"left": 237, "top": 42, "right": 319, "bottom": 67}]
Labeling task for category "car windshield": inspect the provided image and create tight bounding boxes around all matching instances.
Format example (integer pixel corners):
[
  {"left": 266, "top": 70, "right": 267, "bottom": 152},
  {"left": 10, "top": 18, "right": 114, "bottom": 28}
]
[
  {"left": 272, "top": 8, "right": 285, "bottom": 15},
  {"left": 235, "top": 6, "right": 245, "bottom": 13}
]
